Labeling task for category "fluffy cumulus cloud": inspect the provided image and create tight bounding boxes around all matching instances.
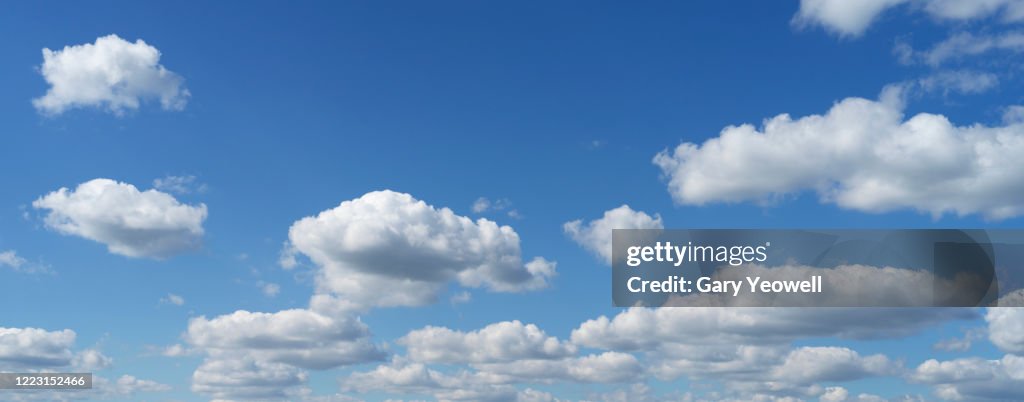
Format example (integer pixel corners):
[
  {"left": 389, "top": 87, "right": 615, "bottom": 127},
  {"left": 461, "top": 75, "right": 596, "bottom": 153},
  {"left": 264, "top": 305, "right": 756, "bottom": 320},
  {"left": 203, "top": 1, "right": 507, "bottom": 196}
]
[
  {"left": 400, "top": 320, "right": 576, "bottom": 364},
  {"left": 563, "top": 205, "right": 663, "bottom": 265},
  {"left": 794, "top": 0, "right": 1024, "bottom": 37},
  {"left": 33, "top": 34, "right": 189, "bottom": 115},
  {"left": 770, "top": 347, "right": 898, "bottom": 385},
  {"left": 985, "top": 308, "right": 1024, "bottom": 354},
  {"left": 903, "top": 308, "right": 1024, "bottom": 400},
  {"left": 184, "top": 308, "right": 385, "bottom": 401},
  {"left": 71, "top": 348, "right": 113, "bottom": 371},
  {"left": 0, "top": 327, "right": 77, "bottom": 369},
  {"left": 286, "top": 190, "right": 555, "bottom": 308},
  {"left": 33, "top": 178, "right": 207, "bottom": 259},
  {"left": 343, "top": 360, "right": 522, "bottom": 401},
  {"left": 345, "top": 353, "right": 641, "bottom": 401},
  {"left": 191, "top": 357, "right": 308, "bottom": 401},
  {"left": 0, "top": 327, "right": 162, "bottom": 401},
  {"left": 185, "top": 309, "right": 385, "bottom": 370},
  {"left": 472, "top": 352, "right": 643, "bottom": 384},
  {"left": 911, "top": 354, "right": 1024, "bottom": 400},
  {"left": 793, "top": 0, "right": 908, "bottom": 37},
  {"left": 654, "top": 87, "right": 1024, "bottom": 220}
]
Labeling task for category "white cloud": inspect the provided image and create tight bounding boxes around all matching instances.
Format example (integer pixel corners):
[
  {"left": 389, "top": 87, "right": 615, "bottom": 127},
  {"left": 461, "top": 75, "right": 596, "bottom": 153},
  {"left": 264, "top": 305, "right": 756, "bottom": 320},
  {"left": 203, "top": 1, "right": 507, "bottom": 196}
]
[
  {"left": 185, "top": 307, "right": 387, "bottom": 401},
  {"left": 645, "top": 343, "right": 898, "bottom": 397},
  {"left": 191, "top": 357, "right": 307, "bottom": 401},
  {"left": 0, "top": 251, "right": 27, "bottom": 271},
  {"left": 821, "top": 387, "right": 851, "bottom": 402},
  {"left": 586, "top": 383, "right": 661, "bottom": 402},
  {"left": 819, "top": 387, "right": 889, "bottom": 402},
  {"left": 185, "top": 309, "right": 385, "bottom": 370},
  {"left": 793, "top": 0, "right": 908, "bottom": 37},
  {"left": 1004, "top": 105, "right": 1024, "bottom": 124},
  {"left": 400, "top": 320, "right": 576, "bottom": 364},
  {"left": 518, "top": 388, "right": 569, "bottom": 402},
  {"left": 345, "top": 354, "right": 636, "bottom": 401},
  {"left": 991, "top": 288, "right": 1024, "bottom": 307},
  {"left": 916, "top": 70, "right": 999, "bottom": 95},
  {"left": 985, "top": 308, "right": 1024, "bottom": 354},
  {"left": 0, "top": 327, "right": 76, "bottom": 369},
  {"left": 911, "top": 354, "right": 1024, "bottom": 400},
  {"left": 162, "top": 344, "right": 193, "bottom": 357},
  {"left": 794, "top": 0, "right": 1024, "bottom": 37},
  {"left": 653, "top": 87, "right": 1024, "bottom": 220},
  {"left": 348, "top": 319, "right": 642, "bottom": 400},
  {"left": 473, "top": 351, "right": 643, "bottom": 384},
  {"left": 343, "top": 359, "right": 519, "bottom": 402},
  {"left": 71, "top": 349, "right": 113, "bottom": 371},
  {"left": 279, "top": 242, "right": 299, "bottom": 269},
  {"left": 33, "top": 34, "right": 189, "bottom": 115},
  {"left": 450, "top": 291, "right": 472, "bottom": 304},
  {"left": 647, "top": 343, "right": 789, "bottom": 382},
  {"left": 934, "top": 328, "right": 985, "bottom": 352},
  {"left": 902, "top": 31, "right": 1024, "bottom": 66},
  {"left": 0, "top": 327, "right": 112, "bottom": 375},
  {"left": 564, "top": 205, "right": 663, "bottom": 265},
  {"left": 161, "top": 293, "right": 185, "bottom": 306},
  {"left": 153, "top": 175, "right": 204, "bottom": 195},
  {"left": 472, "top": 197, "right": 512, "bottom": 214},
  {"left": 287, "top": 190, "right": 555, "bottom": 309},
  {"left": 770, "top": 347, "right": 898, "bottom": 384},
  {"left": 0, "top": 250, "right": 51, "bottom": 274},
  {"left": 338, "top": 305, "right": 975, "bottom": 401},
  {"left": 565, "top": 306, "right": 969, "bottom": 399},
  {"left": 262, "top": 283, "right": 281, "bottom": 297},
  {"left": 33, "top": 178, "right": 207, "bottom": 259},
  {"left": 922, "top": 0, "right": 1024, "bottom": 22},
  {"left": 107, "top": 375, "right": 171, "bottom": 395},
  {"left": 473, "top": 197, "right": 492, "bottom": 213}
]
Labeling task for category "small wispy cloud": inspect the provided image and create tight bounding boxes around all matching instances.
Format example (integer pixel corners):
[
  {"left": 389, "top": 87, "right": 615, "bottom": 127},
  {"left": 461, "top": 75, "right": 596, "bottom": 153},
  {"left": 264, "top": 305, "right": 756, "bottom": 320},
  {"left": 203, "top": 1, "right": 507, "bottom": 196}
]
[
  {"left": 933, "top": 328, "right": 986, "bottom": 352},
  {"left": 153, "top": 175, "right": 206, "bottom": 195},
  {"left": 261, "top": 283, "right": 280, "bottom": 297},
  {"left": 160, "top": 293, "right": 185, "bottom": 306},
  {"left": 450, "top": 291, "right": 471, "bottom": 305},
  {"left": 0, "top": 250, "right": 54, "bottom": 275},
  {"left": 471, "top": 197, "right": 513, "bottom": 214}
]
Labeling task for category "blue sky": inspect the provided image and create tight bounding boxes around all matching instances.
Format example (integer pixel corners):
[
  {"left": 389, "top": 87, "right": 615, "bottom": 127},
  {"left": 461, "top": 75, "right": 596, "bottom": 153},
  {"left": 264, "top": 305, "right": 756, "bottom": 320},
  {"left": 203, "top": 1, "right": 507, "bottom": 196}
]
[{"left": 2, "top": 1, "right": 1024, "bottom": 401}]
